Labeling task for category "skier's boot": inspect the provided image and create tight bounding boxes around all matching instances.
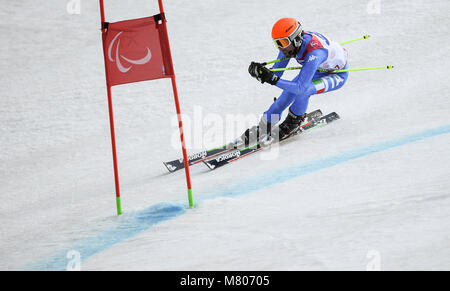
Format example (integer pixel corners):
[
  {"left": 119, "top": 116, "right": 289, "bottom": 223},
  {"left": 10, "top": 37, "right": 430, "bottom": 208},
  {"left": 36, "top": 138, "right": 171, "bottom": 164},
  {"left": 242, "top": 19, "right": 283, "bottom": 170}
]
[
  {"left": 278, "top": 109, "right": 306, "bottom": 140},
  {"left": 235, "top": 118, "right": 273, "bottom": 148}
]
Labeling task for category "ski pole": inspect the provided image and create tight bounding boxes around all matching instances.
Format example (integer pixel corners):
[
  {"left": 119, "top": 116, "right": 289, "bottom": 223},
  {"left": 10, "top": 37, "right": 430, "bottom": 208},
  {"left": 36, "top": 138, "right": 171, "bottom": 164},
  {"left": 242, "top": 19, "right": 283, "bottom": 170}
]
[
  {"left": 270, "top": 65, "right": 394, "bottom": 72},
  {"left": 339, "top": 34, "right": 370, "bottom": 45},
  {"left": 264, "top": 35, "right": 371, "bottom": 65},
  {"left": 270, "top": 66, "right": 303, "bottom": 72},
  {"left": 262, "top": 57, "right": 290, "bottom": 66},
  {"left": 317, "top": 65, "right": 394, "bottom": 73}
]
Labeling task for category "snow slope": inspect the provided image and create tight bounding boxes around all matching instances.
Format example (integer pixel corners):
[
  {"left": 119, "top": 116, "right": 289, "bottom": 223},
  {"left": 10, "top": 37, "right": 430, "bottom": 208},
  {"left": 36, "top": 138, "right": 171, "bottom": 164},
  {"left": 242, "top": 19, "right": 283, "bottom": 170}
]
[{"left": 0, "top": 0, "right": 449, "bottom": 270}]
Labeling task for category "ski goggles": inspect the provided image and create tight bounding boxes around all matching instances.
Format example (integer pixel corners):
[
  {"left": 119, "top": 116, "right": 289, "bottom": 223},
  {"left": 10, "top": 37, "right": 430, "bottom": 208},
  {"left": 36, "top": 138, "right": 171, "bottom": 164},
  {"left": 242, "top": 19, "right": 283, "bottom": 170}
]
[
  {"left": 273, "top": 25, "right": 304, "bottom": 49},
  {"left": 273, "top": 37, "right": 292, "bottom": 49}
]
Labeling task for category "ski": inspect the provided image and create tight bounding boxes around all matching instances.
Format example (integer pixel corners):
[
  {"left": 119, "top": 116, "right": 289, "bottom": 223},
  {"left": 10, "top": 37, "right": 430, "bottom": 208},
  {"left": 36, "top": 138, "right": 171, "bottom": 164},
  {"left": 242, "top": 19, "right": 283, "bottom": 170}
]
[
  {"left": 163, "top": 109, "right": 323, "bottom": 172},
  {"left": 163, "top": 144, "right": 233, "bottom": 172},
  {"left": 203, "top": 112, "right": 340, "bottom": 170}
]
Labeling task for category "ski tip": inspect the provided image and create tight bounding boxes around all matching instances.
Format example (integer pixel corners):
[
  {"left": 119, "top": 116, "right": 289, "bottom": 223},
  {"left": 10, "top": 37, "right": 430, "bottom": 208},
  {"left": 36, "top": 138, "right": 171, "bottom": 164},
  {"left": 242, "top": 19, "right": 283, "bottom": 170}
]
[
  {"left": 163, "top": 162, "right": 177, "bottom": 173},
  {"left": 203, "top": 161, "right": 216, "bottom": 170},
  {"left": 328, "top": 112, "right": 341, "bottom": 121},
  {"left": 162, "top": 162, "right": 171, "bottom": 172}
]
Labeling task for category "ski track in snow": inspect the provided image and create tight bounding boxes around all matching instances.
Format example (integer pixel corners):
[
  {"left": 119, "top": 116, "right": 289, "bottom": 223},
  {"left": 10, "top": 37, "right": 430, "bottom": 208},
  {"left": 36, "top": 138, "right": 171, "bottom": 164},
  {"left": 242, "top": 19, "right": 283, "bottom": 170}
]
[{"left": 1, "top": 0, "right": 450, "bottom": 270}]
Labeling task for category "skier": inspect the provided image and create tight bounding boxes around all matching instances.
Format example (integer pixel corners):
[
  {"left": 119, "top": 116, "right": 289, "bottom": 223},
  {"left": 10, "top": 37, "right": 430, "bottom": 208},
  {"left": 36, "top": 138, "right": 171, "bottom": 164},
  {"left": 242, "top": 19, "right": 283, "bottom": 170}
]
[{"left": 240, "top": 17, "right": 349, "bottom": 146}]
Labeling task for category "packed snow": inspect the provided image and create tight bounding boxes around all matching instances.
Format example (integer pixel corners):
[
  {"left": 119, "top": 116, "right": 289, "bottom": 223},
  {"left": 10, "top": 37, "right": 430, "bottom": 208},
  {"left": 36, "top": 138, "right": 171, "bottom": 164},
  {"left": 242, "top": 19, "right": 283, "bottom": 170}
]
[{"left": 0, "top": 0, "right": 449, "bottom": 270}]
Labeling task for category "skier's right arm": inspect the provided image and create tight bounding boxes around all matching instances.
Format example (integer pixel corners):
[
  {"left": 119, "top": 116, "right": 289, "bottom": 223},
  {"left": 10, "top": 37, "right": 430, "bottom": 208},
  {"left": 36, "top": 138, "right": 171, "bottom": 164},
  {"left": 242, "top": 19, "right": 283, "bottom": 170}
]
[{"left": 275, "top": 49, "right": 328, "bottom": 95}]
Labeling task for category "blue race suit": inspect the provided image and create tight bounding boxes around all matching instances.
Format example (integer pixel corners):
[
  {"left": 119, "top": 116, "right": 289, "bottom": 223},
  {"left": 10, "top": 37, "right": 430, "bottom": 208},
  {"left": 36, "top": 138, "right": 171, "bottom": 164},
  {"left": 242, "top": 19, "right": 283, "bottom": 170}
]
[{"left": 264, "top": 32, "right": 349, "bottom": 123}]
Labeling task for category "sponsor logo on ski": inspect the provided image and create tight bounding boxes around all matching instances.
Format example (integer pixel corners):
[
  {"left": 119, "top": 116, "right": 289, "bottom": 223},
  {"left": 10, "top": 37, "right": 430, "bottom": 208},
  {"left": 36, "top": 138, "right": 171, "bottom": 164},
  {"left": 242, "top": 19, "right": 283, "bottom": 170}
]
[
  {"left": 216, "top": 150, "right": 240, "bottom": 162},
  {"left": 178, "top": 151, "right": 208, "bottom": 163}
]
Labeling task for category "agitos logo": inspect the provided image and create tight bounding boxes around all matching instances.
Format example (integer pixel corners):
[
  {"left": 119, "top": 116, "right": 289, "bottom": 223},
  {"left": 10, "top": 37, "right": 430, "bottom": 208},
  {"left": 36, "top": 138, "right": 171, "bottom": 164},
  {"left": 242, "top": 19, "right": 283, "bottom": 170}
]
[{"left": 108, "top": 31, "right": 152, "bottom": 73}]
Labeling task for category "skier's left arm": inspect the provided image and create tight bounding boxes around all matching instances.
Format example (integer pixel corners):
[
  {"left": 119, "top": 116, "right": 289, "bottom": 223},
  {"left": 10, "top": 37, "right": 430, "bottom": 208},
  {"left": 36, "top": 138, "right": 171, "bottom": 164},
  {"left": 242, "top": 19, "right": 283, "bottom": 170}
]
[{"left": 275, "top": 49, "right": 328, "bottom": 95}]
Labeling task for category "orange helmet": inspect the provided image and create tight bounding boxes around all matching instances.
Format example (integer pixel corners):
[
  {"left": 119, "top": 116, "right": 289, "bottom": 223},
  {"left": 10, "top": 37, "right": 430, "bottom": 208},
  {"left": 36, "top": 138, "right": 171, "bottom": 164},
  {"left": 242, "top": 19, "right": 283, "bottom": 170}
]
[{"left": 272, "top": 18, "right": 304, "bottom": 57}]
